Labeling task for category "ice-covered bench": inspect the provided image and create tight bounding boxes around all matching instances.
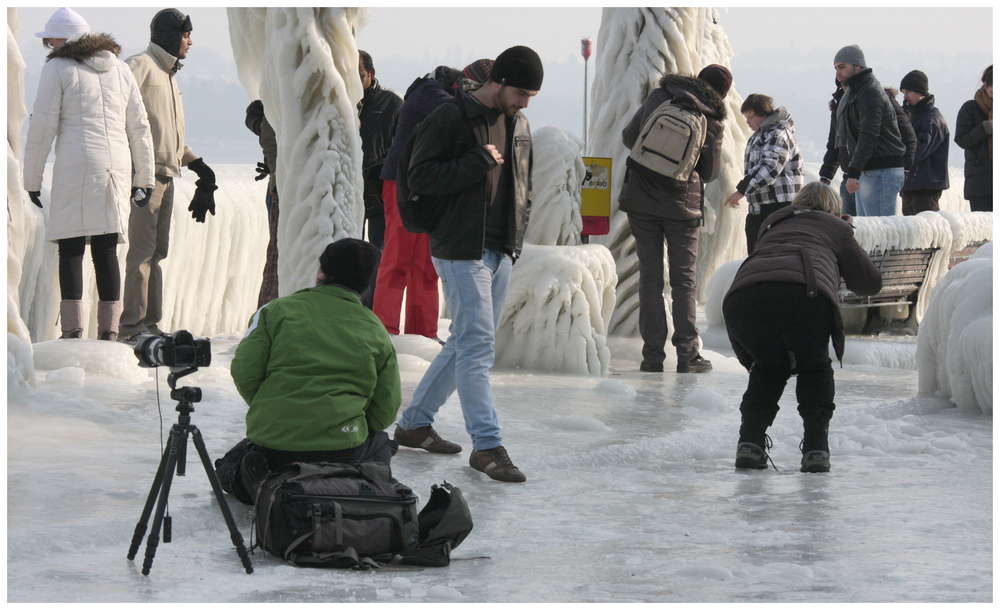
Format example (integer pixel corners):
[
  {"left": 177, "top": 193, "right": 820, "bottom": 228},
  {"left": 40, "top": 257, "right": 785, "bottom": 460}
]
[{"left": 838, "top": 247, "right": 937, "bottom": 335}]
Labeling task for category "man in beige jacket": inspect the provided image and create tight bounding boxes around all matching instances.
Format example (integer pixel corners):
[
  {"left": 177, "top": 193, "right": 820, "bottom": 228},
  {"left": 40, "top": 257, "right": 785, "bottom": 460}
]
[{"left": 121, "top": 8, "right": 217, "bottom": 341}]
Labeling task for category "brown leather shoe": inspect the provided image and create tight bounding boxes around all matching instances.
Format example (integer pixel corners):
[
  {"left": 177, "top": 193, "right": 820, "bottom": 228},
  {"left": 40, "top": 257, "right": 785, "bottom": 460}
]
[
  {"left": 469, "top": 445, "right": 526, "bottom": 482},
  {"left": 393, "top": 424, "right": 462, "bottom": 454}
]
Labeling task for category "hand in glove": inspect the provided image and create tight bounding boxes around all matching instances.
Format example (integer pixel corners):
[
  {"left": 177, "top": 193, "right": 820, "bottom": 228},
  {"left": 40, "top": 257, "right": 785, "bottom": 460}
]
[
  {"left": 27, "top": 191, "right": 42, "bottom": 208},
  {"left": 188, "top": 178, "right": 218, "bottom": 223},
  {"left": 131, "top": 187, "right": 153, "bottom": 208},
  {"left": 255, "top": 161, "right": 270, "bottom": 181},
  {"left": 187, "top": 157, "right": 216, "bottom": 186}
]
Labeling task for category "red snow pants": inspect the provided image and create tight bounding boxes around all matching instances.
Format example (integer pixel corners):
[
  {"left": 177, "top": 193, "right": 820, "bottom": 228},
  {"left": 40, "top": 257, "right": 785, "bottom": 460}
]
[{"left": 373, "top": 180, "right": 440, "bottom": 337}]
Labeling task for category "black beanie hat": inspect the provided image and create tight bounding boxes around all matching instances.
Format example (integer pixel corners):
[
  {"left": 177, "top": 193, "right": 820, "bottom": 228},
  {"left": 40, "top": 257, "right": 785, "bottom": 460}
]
[
  {"left": 489, "top": 46, "right": 543, "bottom": 90},
  {"left": 318, "top": 238, "right": 380, "bottom": 295},
  {"left": 150, "top": 8, "right": 191, "bottom": 57},
  {"left": 900, "top": 70, "right": 929, "bottom": 96}
]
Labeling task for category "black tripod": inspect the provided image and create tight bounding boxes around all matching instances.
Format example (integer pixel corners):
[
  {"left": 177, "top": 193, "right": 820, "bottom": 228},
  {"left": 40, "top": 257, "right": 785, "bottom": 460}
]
[{"left": 127, "top": 367, "right": 253, "bottom": 575}]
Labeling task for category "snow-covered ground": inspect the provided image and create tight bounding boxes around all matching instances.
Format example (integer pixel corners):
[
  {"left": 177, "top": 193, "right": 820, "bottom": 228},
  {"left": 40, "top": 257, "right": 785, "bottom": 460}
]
[{"left": 7, "top": 305, "right": 991, "bottom": 602}]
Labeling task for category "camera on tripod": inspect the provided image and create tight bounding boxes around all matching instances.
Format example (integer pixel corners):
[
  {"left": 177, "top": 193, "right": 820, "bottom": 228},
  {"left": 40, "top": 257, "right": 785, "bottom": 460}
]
[{"left": 133, "top": 330, "right": 212, "bottom": 369}]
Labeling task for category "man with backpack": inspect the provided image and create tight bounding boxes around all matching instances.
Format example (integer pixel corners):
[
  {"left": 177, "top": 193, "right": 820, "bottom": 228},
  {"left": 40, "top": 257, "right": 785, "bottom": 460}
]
[
  {"left": 392, "top": 46, "right": 542, "bottom": 483},
  {"left": 619, "top": 65, "right": 731, "bottom": 374}
]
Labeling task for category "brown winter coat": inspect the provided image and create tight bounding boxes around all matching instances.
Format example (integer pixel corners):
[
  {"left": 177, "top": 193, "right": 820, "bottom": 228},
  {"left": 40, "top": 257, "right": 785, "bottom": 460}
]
[
  {"left": 723, "top": 205, "right": 882, "bottom": 367},
  {"left": 618, "top": 74, "right": 726, "bottom": 221}
]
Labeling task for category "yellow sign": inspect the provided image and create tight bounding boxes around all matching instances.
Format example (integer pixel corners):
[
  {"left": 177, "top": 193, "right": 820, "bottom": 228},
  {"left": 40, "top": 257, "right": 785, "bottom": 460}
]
[{"left": 581, "top": 157, "right": 612, "bottom": 235}]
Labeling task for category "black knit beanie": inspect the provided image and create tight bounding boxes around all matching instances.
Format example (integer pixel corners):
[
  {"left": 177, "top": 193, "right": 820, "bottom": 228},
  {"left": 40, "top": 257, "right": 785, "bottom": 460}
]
[
  {"left": 150, "top": 8, "right": 191, "bottom": 57},
  {"left": 318, "top": 238, "right": 380, "bottom": 295},
  {"left": 489, "top": 46, "right": 543, "bottom": 90},
  {"left": 900, "top": 70, "right": 929, "bottom": 95}
]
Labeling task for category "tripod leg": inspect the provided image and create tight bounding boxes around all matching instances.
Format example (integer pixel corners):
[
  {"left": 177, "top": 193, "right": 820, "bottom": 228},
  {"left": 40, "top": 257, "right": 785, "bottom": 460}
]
[
  {"left": 128, "top": 434, "right": 172, "bottom": 560},
  {"left": 141, "top": 424, "right": 185, "bottom": 575},
  {"left": 190, "top": 427, "right": 254, "bottom": 574}
]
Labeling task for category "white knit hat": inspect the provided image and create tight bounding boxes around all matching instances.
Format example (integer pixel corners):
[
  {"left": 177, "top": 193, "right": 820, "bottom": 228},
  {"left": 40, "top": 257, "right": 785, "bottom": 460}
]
[{"left": 35, "top": 8, "right": 90, "bottom": 40}]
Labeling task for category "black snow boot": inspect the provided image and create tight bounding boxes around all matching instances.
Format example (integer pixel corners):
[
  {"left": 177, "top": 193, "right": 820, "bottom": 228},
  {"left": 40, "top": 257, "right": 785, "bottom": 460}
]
[{"left": 799, "top": 408, "right": 832, "bottom": 473}]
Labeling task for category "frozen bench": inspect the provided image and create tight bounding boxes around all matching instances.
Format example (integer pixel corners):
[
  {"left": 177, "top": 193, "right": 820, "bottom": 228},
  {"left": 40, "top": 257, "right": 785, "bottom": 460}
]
[
  {"left": 948, "top": 239, "right": 989, "bottom": 269},
  {"left": 839, "top": 247, "right": 937, "bottom": 335}
]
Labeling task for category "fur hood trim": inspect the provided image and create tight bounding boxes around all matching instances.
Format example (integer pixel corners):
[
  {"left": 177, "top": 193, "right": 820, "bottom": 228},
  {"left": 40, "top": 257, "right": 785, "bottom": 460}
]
[
  {"left": 47, "top": 33, "right": 121, "bottom": 62},
  {"left": 658, "top": 73, "right": 727, "bottom": 119}
]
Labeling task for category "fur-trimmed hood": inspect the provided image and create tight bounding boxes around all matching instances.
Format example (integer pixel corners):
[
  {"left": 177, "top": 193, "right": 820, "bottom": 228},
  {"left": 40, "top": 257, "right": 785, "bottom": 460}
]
[
  {"left": 46, "top": 33, "right": 120, "bottom": 72},
  {"left": 657, "top": 73, "right": 727, "bottom": 119},
  {"left": 759, "top": 106, "right": 794, "bottom": 134}
]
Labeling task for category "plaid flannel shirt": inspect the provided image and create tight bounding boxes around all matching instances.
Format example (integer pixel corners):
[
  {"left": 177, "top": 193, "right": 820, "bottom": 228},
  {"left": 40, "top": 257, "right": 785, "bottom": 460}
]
[{"left": 738, "top": 108, "right": 805, "bottom": 214}]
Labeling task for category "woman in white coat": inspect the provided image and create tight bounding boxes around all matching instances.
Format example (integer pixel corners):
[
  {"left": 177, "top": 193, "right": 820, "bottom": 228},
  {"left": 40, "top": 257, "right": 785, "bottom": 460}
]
[{"left": 23, "top": 11, "right": 154, "bottom": 341}]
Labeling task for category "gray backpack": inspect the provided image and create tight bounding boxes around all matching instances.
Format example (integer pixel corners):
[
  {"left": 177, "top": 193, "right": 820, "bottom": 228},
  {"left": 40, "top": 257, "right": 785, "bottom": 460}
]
[
  {"left": 626, "top": 98, "right": 707, "bottom": 182},
  {"left": 253, "top": 461, "right": 472, "bottom": 569}
]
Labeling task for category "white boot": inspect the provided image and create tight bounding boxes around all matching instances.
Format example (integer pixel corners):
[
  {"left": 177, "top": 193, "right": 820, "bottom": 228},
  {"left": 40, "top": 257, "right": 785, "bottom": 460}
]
[
  {"left": 97, "top": 300, "right": 123, "bottom": 341},
  {"left": 59, "top": 300, "right": 84, "bottom": 339}
]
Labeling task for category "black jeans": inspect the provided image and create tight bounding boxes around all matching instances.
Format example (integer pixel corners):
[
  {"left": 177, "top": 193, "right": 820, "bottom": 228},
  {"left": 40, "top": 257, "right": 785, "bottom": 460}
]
[
  {"left": 57, "top": 233, "right": 120, "bottom": 301},
  {"left": 215, "top": 431, "right": 398, "bottom": 505},
  {"left": 723, "top": 282, "right": 836, "bottom": 451},
  {"left": 744, "top": 201, "right": 790, "bottom": 254}
]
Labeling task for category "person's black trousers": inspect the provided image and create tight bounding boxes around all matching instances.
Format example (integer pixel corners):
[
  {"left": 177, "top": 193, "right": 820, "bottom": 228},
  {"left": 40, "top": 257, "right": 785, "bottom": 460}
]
[{"left": 723, "top": 282, "right": 836, "bottom": 451}]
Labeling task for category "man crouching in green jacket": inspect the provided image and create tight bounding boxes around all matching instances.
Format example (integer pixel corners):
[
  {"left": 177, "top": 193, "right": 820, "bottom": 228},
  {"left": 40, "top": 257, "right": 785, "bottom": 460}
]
[{"left": 215, "top": 238, "right": 402, "bottom": 504}]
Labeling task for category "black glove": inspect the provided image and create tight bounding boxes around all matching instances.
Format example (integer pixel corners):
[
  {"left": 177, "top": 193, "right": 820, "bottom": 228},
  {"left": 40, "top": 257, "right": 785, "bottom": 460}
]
[
  {"left": 27, "top": 191, "right": 42, "bottom": 208},
  {"left": 245, "top": 100, "right": 264, "bottom": 136},
  {"left": 255, "top": 161, "right": 270, "bottom": 181},
  {"left": 188, "top": 178, "right": 218, "bottom": 222},
  {"left": 187, "top": 157, "right": 216, "bottom": 186},
  {"left": 131, "top": 187, "right": 153, "bottom": 207}
]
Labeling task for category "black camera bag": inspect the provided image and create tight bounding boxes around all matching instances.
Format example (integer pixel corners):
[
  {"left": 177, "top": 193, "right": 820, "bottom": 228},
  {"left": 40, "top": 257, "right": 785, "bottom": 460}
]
[{"left": 253, "top": 461, "right": 472, "bottom": 569}]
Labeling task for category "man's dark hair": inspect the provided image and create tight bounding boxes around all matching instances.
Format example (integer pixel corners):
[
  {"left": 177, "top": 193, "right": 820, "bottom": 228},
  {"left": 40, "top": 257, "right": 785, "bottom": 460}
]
[
  {"left": 359, "top": 50, "right": 373, "bottom": 73},
  {"left": 983, "top": 65, "right": 993, "bottom": 86},
  {"left": 741, "top": 93, "right": 774, "bottom": 117}
]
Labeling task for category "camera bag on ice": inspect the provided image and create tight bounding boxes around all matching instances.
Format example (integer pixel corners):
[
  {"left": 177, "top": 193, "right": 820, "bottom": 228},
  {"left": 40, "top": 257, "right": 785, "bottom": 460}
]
[
  {"left": 626, "top": 97, "right": 707, "bottom": 182},
  {"left": 395, "top": 121, "right": 446, "bottom": 235},
  {"left": 252, "top": 461, "right": 472, "bottom": 569}
]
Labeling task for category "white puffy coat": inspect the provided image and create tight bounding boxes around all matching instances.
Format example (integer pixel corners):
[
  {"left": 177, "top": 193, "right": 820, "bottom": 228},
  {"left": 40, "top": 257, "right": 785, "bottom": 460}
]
[{"left": 23, "top": 33, "right": 154, "bottom": 243}]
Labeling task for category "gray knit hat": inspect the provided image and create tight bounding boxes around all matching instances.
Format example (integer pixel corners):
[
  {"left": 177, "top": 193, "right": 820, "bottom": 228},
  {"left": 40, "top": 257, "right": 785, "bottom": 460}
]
[{"left": 834, "top": 45, "right": 866, "bottom": 68}]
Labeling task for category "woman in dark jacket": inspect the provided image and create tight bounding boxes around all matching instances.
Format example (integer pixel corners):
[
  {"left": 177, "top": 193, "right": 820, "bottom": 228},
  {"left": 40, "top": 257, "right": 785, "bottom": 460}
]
[
  {"left": 954, "top": 65, "right": 993, "bottom": 211},
  {"left": 723, "top": 182, "right": 882, "bottom": 473}
]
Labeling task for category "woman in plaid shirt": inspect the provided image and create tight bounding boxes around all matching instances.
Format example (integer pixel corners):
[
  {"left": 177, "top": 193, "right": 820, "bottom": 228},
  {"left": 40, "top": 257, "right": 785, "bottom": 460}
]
[{"left": 725, "top": 94, "right": 805, "bottom": 253}]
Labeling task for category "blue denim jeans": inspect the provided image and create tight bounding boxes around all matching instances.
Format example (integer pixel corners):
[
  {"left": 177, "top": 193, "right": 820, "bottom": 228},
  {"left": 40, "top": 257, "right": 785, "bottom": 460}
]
[
  {"left": 398, "top": 249, "right": 512, "bottom": 451},
  {"left": 855, "top": 167, "right": 904, "bottom": 216}
]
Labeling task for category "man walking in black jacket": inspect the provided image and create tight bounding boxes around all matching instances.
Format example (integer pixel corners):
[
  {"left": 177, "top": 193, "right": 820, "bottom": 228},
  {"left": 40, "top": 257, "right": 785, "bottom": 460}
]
[
  {"left": 619, "top": 65, "right": 731, "bottom": 374},
  {"left": 358, "top": 50, "right": 403, "bottom": 308},
  {"left": 899, "top": 70, "right": 950, "bottom": 215},
  {"left": 392, "top": 46, "right": 542, "bottom": 483}
]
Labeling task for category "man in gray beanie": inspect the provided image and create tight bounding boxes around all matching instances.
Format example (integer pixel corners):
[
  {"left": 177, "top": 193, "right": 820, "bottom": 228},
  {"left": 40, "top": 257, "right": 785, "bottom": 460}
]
[
  {"left": 832, "top": 44, "right": 906, "bottom": 216},
  {"left": 392, "top": 45, "right": 543, "bottom": 483}
]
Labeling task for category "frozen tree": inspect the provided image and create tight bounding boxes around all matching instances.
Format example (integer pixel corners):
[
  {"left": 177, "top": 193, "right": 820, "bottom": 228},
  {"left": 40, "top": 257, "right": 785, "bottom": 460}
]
[
  {"left": 587, "top": 7, "right": 750, "bottom": 336},
  {"left": 524, "top": 125, "right": 585, "bottom": 246},
  {"left": 917, "top": 243, "right": 992, "bottom": 413},
  {"left": 228, "top": 7, "right": 369, "bottom": 295},
  {"left": 496, "top": 244, "right": 617, "bottom": 375}
]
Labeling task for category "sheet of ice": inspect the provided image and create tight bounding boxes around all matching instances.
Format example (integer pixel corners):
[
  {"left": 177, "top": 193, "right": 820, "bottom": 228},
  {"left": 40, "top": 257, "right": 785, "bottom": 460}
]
[
  {"left": 495, "top": 243, "right": 617, "bottom": 375},
  {"left": 523, "top": 125, "right": 585, "bottom": 246},
  {"left": 587, "top": 7, "right": 750, "bottom": 337},
  {"left": 6, "top": 325, "right": 990, "bottom": 602},
  {"left": 14, "top": 166, "right": 268, "bottom": 341},
  {"left": 916, "top": 242, "right": 993, "bottom": 414},
  {"left": 228, "top": 8, "right": 370, "bottom": 296}
]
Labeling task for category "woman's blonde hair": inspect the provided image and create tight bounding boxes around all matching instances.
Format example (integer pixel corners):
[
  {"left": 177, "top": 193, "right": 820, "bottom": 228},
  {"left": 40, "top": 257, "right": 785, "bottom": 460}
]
[{"left": 792, "top": 181, "right": 842, "bottom": 216}]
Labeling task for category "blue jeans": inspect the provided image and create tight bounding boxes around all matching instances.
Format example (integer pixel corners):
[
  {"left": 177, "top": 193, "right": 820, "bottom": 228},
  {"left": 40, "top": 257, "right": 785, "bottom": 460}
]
[
  {"left": 855, "top": 167, "right": 904, "bottom": 217},
  {"left": 839, "top": 178, "right": 856, "bottom": 217},
  {"left": 398, "top": 249, "right": 512, "bottom": 451}
]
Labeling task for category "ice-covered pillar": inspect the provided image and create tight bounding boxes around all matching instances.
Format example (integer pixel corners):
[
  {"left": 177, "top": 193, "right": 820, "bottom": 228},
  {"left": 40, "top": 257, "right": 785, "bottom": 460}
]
[
  {"left": 587, "top": 7, "right": 750, "bottom": 336},
  {"left": 7, "top": 8, "right": 37, "bottom": 387},
  {"left": 228, "top": 7, "right": 369, "bottom": 295}
]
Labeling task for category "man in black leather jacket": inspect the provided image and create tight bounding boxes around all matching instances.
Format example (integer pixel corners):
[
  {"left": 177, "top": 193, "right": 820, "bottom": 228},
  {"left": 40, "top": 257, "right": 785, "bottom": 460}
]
[
  {"left": 392, "top": 46, "right": 541, "bottom": 484},
  {"left": 358, "top": 50, "right": 403, "bottom": 307}
]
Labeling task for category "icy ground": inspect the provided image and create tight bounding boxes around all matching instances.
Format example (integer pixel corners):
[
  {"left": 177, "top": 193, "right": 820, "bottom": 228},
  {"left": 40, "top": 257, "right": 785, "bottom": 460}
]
[{"left": 7, "top": 311, "right": 992, "bottom": 603}]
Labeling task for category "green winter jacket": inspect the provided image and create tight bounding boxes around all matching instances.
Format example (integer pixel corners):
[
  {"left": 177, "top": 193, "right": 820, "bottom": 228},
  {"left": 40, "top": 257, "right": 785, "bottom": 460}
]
[{"left": 231, "top": 283, "right": 401, "bottom": 452}]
